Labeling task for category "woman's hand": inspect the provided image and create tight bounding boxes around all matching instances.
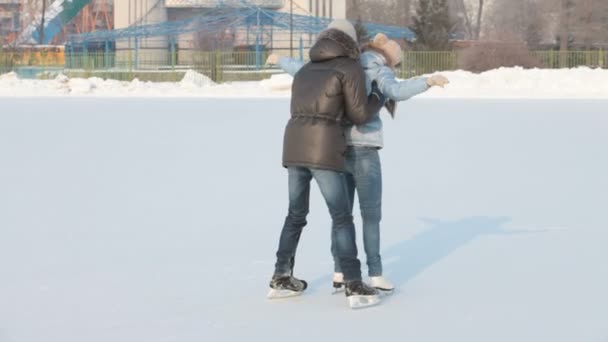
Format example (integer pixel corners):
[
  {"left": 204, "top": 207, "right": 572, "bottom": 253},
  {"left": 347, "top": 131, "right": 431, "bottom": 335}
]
[
  {"left": 426, "top": 74, "right": 449, "bottom": 88},
  {"left": 265, "top": 54, "right": 280, "bottom": 65}
]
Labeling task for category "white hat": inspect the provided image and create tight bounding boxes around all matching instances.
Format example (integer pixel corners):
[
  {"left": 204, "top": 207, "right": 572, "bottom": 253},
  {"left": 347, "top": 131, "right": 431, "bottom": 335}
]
[{"left": 327, "top": 19, "right": 358, "bottom": 43}]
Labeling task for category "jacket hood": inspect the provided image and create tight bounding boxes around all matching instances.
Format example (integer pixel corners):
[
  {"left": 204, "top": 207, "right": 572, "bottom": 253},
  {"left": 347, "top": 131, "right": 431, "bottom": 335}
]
[{"left": 309, "top": 29, "right": 360, "bottom": 63}]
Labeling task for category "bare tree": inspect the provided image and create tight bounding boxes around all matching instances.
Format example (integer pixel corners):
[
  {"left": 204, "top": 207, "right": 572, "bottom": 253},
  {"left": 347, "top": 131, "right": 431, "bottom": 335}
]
[
  {"left": 559, "top": 0, "right": 570, "bottom": 57},
  {"left": 448, "top": 0, "right": 486, "bottom": 40},
  {"left": 347, "top": 0, "right": 363, "bottom": 21},
  {"left": 570, "top": 0, "right": 608, "bottom": 48},
  {"left": 447, "top": 0, "right": 469, "bottom": 39},
  {"left": 39, "top": 0, "right": 47, "bottom": 44},
  {"left": 401, "top": 0, "right": 412, "bottom": 27},
  {"left": 484, "top": 0, "right": 549, "bottom": 46},
  {"left": 475, "top": 0, "right": 484, "bottom": 39},
  {"left": 347, "top": 0, "right": 412, "bottom": 28},
  {"left": 476, "top": 0, "right": 607, "bottom": 54}
]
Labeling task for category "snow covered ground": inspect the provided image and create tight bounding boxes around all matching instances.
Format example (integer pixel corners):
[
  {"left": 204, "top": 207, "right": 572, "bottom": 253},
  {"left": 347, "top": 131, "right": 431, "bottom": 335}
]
[
  {"left": 2, "top": 67, "right": 608, "bottom": 98},
  {"left": 1, "top": 95, "right": 607, "bottom": 342}
]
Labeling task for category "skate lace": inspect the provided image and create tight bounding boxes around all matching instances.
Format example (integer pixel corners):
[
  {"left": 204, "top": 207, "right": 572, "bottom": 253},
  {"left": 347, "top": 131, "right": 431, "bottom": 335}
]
[
  {"left": 274, "top": 275, "right": 302, "bottom": 288},
  {"left": 347, "top": 281, "right": 376, "bottom": 295}
]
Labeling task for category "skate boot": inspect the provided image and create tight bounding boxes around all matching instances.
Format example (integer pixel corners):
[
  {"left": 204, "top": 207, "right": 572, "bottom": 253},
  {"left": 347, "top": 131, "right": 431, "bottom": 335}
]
[
  {"left": 267, "top": 274, "right": 308, "bottom": 299},
  {"left": 370, "top": 275, "right": 395, "bottom": 293},
  {"left": 345, "top": 280, "right": 380, "bottom": 309},
  {"left": 332, "top": 272, "right": 345, "bottom": 293}
]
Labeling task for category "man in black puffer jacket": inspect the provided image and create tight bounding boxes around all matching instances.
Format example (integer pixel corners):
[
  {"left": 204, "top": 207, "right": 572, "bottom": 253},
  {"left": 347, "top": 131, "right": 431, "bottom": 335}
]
[{"left": 268, "top": 20, "right": 385, "bottom": 309}]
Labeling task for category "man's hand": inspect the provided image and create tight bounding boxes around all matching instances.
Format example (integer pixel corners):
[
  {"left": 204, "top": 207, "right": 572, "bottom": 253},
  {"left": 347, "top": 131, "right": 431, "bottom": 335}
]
[
  {"left": 384, "top": 99, "right": 397, "bottom": 118},
  {"left": 370, "top": 81, "right": 386, "bottom": 104},
  {"left": 426, "top": 74, "right": 449, "bottom": 88},
  {"left": 265, "top": 53, "right": 280, "bottom": 65}
]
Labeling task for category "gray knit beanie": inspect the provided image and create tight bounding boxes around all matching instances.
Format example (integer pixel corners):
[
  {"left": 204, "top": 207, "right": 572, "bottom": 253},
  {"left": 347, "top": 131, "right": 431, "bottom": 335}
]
[{"left": 326, "top": 19, "right": 358, "bottom": 43}]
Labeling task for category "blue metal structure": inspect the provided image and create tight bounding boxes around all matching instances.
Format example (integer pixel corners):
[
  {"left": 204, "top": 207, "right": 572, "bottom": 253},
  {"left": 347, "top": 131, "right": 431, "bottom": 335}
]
[
  {"left": 64, "top": 0, "right": 416, "bottom": 71},
  {"left": 17, "top": 0, "right": 96, "bottom": 45},
  {"left": 164, "top": 0, "right": 284, "bottom": 8},
  {"left": 67, "top": 2, "right": 415, "bottom": 45}
]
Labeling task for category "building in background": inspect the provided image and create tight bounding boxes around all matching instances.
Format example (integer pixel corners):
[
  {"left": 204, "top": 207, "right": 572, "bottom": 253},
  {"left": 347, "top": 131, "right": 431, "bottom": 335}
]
[
  {"left": 1, "top": 0, "right": 112, "bottom": 45},
  {"left": 0, "top": 0, "right": 21, "bottom": 44},
  {"left": 112, "top": 0, "right": 346, "bottom": 56}
]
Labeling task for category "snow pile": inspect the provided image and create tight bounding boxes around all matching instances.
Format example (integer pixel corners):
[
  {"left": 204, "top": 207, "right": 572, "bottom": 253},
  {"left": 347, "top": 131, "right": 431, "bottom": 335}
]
[
  {"left": 1, "top": 67, "right": 608, "bottom": 98},
  {"left": 0, "top": 71, "right": 20, "bottom": 87},
  {"left": 420, "top": 67, "right": 608, "bottom": 98},
  {"left": 179, "top": 70, "right": 216, "bottom": 88},
  {"left": 65, "top": 77, "right": 101, "bottom": 94},
  {"left": 259, "top": 73, "right": 293, "bottom": 91},
  {"left": 0, "top": 71, "right": 19, "bottom": 81}
]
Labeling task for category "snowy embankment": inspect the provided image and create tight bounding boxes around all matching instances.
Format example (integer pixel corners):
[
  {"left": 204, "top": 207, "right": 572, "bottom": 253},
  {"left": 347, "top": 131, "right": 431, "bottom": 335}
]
[{"left": 1, "top": 67, "right": 608, "bottom": 98}]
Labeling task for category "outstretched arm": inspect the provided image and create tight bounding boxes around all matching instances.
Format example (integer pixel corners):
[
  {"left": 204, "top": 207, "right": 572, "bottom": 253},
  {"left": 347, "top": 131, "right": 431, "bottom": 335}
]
[
  {"left": 376, "top": 66, "right": 430, "bottom": 101},
  {"left": 266, "top": 54, "right": 305, "bottom": 76},
  {"left": 278, "top": 57, "right": 305, "bottom": 76}
]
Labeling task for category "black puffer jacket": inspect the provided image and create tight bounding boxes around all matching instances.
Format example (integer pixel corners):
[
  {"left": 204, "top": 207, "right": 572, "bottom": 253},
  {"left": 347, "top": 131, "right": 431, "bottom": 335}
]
[{"left": 282, "top": 29, "right": 384, "bottom": 172}]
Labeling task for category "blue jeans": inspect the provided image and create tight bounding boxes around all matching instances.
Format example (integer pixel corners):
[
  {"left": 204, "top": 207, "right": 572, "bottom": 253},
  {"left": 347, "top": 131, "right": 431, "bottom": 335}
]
[
  {"left": 274, "top": 167, "right": 362, "bottom": 282},
  {"left": 332, "top": 146, "right": 383, "bottom": 277}
]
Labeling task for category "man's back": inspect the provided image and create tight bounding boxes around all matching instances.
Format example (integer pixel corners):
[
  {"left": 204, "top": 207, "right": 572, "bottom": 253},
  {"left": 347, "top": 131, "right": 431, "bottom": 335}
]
[{"left": 283, "top": 28, "right": 384, "bottom": 172}]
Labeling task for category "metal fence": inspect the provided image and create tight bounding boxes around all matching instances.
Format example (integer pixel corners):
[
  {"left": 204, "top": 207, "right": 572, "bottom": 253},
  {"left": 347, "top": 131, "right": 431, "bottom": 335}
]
[
  {"left": 62, "top": 49, "right": 274, "bottom": 82},
  {"left": 2, "top": 48, "right": 607, "bottom": 82},
  {"left": 398, "top": 51, "right": 459, "bottom": 78},
  {"left": 532, "top": 50, "right": 606, "bottom": 69}
]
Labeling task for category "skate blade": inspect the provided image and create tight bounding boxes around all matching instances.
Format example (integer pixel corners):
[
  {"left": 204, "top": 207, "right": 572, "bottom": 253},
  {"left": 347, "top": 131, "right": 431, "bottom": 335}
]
[
  {"left": 375, "top": 287, "right": 395, "bottom": 295},
  {"left": 332, "top": 282, "right": 345, "bottom": 295},
  {"left": 347, "top": 295, "right": 381, "bottom": 309},
  {"left": 267, "top": 288, "right": 302, "bottom": 299}
]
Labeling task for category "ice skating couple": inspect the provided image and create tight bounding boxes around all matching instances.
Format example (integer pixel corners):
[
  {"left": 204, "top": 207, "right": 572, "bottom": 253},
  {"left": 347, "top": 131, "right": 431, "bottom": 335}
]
[{"left": 266, "top": 19, "right": 449, "bottom": 309}]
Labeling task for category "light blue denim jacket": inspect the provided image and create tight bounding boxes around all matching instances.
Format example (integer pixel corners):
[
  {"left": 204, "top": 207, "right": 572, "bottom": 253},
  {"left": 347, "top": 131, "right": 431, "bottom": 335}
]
[{"left": 278, "top": 51, "right": 429, "bottom": 148}]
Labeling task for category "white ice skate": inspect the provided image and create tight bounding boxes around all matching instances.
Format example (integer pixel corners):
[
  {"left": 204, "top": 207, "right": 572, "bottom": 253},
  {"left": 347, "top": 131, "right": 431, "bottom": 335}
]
[
  {"left": 370, "top": 276, "right": 395, "bottom": 293},
  {"left": 267, "top": 275, "right": 307, "bottom": 299},
  {"left": 345, "top": 280, "right": 381, "bottom": 309},
  {"left": 332, "top": 272, "right": 345, "bottom": 293}
]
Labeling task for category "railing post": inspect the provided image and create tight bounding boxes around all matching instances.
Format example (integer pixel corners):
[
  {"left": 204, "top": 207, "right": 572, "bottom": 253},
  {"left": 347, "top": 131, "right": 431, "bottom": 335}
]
[
  {"left": 217, "top": 50, "right": 223, "bottom": 83},
  {"left": 559, "top": 49, "right": 567, "bottom": 68},
  {"left": 65, "top": 43, "right": 71, "bottom": 69},
  {"left": 83, "top": 44, "right": 88, "bottom": 70},
  {"left": 128, "top": 46, "right": 133, "bottom": 73},
  {"left": 170, "top": 37, "right": 176, "bottom": 70},
  {"left": 104, "top": 41, "right": 110, "bottom": 69},
  {"left": 71, "top": 44, "right": 75, "bottom": 69},
  {"left": 210, "top": 50, "right": 218, "bottom": 83},
  {"left": 299, "top": 36, "right": 304, "bottom": 62},
  {"left": 256, "top": 8, "right": 262, "bottom": 71},
  {"left": 401, "top": 51, "right": 406, "bottom": 78},
  {"left": 255, "top": 36, "right": 261, "bottom": 70},
  {"left": 134, "top": 38, "right": 139, "bottom": 70},
  {"left": 599, "top": 49, "right": 604, "bottom": 68},
  {"left": 270, "top": 24, "right": 274, "bottom": 51}
]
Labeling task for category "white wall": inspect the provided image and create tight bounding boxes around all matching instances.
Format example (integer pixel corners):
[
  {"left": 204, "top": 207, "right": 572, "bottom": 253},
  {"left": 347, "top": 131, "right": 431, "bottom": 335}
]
[
  {"left": 271, "top": 0, "right": 346, "bottom": 54},
  {"left": 114, "top": 0, "right": 168, "bottom": 67},
  {"left": 111, "top": 0, "right": 350, "bottom": 64},
  {"left": 277, "top": 0, "right": 345, "bottom": 18}
]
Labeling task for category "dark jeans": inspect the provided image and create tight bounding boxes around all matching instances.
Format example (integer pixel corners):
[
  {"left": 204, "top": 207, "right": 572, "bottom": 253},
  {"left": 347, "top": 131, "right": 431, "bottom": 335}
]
[
  {"left": 332, "top": 146, "right": 383, "bottom": 276},
  {"left": 274, "top": 167, "right": 362, "bottom": 282}
]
